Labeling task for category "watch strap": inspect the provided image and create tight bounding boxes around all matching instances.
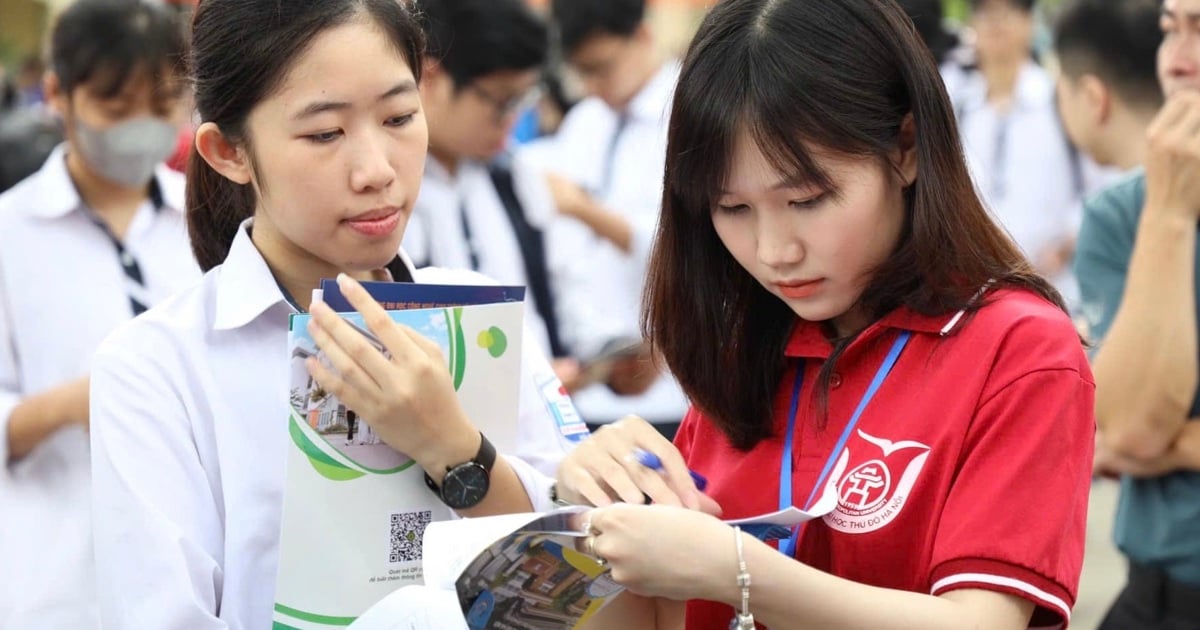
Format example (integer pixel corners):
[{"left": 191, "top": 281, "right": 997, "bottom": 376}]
[
  {"left": 473, "top": 431, "right": 497, "bottom": 473},
  {"left": 423, "top": 432, "right": 496, "bottom": 494}
]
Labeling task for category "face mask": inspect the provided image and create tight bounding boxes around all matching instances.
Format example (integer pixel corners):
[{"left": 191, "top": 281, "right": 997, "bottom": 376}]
[{"left": 73, "top": 116, "right": 178, "bottom": 188}]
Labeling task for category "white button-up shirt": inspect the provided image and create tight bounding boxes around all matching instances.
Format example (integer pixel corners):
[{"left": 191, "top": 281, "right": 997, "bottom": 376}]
[
  {"left": 954, "top": 62, "right": 1119, "bottom": 307},
  {"left": 0, "top": 145, "right": 197, "bottom": 629},
  {"left": 957, "top": 62, "right": 1081, "bottom": 260},
  {"left": 547, "top": 62, "right": 678, "bottom": 359},
  {"left": 544, "top": 62, "right": 690, "bottom": 424},
  {"left": 402, "top": 155, "right": 556, "bottom": 356},
  {"left": 89, "top": 221, "right": 575, "bottom": 630}
]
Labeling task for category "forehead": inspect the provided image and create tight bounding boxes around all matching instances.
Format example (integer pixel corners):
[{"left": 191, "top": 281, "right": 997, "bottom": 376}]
[
  {"left": 722, "top": 129, "right": 854, "bottom": 193},
  {"left": 275, "top": 20, "right": 413, "bottom": 99},
  {"left": 75, "top": 63, "right": 183, "bottom": 102},
  {"left": 471, "top": 68, "right": 540, "bottom": 91},
  {"left": 570, "top": 34, "right": 630, "bottom": 64},
  {"left": 971, "top": 0, "right": 1027, "bottom": 12},
  {"left": 1165, "top": 0, "right": 1200, "bottom": 17}
]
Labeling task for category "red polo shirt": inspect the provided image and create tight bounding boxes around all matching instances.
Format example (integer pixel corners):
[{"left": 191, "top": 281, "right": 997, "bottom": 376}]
[{"left": 676, "top": 288, "right": 1094, "bottom": 630}]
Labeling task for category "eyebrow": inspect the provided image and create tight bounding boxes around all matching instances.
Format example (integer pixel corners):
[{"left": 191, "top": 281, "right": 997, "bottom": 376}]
[
  {"left": 291, "top": 80, "right": 418, "bottom": 121},
  {"left": 1162, "top": 6, "right": 1200, "bottom": 22},
  {"left": 771, "top": 175, "right": 821, "bottom": 192}
]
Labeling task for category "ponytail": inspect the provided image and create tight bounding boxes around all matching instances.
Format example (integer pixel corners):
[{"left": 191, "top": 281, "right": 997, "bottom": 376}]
[{"left": 185, "top": 143, "right": 256, "bottom": 272}]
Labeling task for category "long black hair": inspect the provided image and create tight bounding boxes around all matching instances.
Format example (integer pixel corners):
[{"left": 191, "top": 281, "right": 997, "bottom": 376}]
[
  {"left": 186, "top": 0, "right": 425, "bottom": 271},
  {"left": 644, "top": 0, "right": 1061, "bottom": 450}
]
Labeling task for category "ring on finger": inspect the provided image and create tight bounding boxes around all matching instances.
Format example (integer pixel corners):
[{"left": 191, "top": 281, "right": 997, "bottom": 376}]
[{"left": 585, "top": 535, "right": 608, "bottom": 566}]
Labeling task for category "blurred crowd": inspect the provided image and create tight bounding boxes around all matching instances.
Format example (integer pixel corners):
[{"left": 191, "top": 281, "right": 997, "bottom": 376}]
[{"left": 0, "top": 0, "right": 1194, "bottom": 627}]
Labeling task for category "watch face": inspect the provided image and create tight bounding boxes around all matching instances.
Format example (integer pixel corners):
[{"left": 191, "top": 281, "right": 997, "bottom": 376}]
[{"left": 441, "top": 463, "right": 490, "bottom": 509}]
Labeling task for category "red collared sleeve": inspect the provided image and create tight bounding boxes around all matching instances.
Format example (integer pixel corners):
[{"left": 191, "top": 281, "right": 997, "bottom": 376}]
[{"left": 928, "top": 320, "right": 1095, "bottom": 628}]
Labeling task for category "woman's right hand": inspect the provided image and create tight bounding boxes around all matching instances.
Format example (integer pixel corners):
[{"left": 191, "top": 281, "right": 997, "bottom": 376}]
[
  {"left": 556, "top": 416, "right": 721, "bottom": 515},
  {"left": 305, "top": 274, "right": 479, "bottom": 475}
]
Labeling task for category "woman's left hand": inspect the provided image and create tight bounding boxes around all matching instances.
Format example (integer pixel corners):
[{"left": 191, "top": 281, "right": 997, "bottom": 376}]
[
  {"left": 580, "top": 504, "right": 738, "bottom": 603},
  {"left": 305, "top": 274, "right": 479, "bottom": 473}
]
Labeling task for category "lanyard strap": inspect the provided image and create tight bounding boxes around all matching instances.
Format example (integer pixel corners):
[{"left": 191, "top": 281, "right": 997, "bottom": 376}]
[{"left": 778, "top": 330, "right": 912, "bottom": 558}]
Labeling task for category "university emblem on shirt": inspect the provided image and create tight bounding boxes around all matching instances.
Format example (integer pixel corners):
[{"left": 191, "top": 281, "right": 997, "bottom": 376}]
[{"left": 824, "top": 429, "right": 930, "bottom": 534}]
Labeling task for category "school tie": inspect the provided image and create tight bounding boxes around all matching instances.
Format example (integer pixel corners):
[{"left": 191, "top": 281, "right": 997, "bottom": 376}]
[
  {"left": 458, "top": 197, "right": 481, "bottom": 272},
  {"left": 598, "top": 112, "right": 630, "bottom": 198},
  {"left": 83, "top": 179, "right": 164, "bottom": 316}
]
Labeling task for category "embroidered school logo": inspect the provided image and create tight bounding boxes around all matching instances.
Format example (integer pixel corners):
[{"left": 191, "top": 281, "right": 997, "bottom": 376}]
[
  {"left": 824, "top": 430, "right": 930, "bottom": 534},
  {"left": 838, "top": 461, "right": 890, "bottom": 513}
]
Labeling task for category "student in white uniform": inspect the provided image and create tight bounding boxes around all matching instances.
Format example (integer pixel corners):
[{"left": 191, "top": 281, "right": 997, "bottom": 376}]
[
  {"left": 403, "top": 0, "right": 564, "bottom": 360},
  {"left": 545, "top": 0, "right": 689, "bottom": 436},
  {"left": 953, "top": 0, "right": 1114, "bottom": 307},
  {"left": 88, "top": 1, "right": 580, "bottom": 628},
  {"left": 0, "top": 2, "right": 196, "bottom": 627}
]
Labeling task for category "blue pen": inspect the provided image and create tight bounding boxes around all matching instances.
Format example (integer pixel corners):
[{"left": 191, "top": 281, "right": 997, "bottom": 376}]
[{"left": 633, "top": 448, "right": 708, "bottom": 492}]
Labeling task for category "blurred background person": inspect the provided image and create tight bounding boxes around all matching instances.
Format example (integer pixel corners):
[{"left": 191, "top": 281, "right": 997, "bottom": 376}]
[
  {"left": 0, "top": 1, "right": 198, "bottom": 626},
  {"left": 0, "top": 107, "right": 63, "bottom": 194},
  {"left": 954, "top": 0, "right": 1100, "bottom": 309},
  {"left": 545, "top": 0, "right": 688, "bottom": 438},
  {"left": 14, "top": 55, "right": 46, "bottom": 109},
  {"left": 0, "top": 63, "right": 17, "bottom": 111},
  {"left": 1073, "top": 0, "right": 1200, "bottom": 626},
  {"left": 1053, "top": 0, "right": 1163, "bottom": 177},
  {"left": 404, "top": 0, "right": 565, "bottom": 360},
  {"left": 514, "top": 67, "right": 580, "bottom": 172}
]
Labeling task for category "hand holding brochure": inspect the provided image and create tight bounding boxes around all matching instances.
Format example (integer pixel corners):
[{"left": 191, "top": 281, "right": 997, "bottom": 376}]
[
  {"left": 272, "top": 282, "right": 527, "bottom": 629},
  {"left": 370, "top": 501, "right": 837, "bottom": 630}
]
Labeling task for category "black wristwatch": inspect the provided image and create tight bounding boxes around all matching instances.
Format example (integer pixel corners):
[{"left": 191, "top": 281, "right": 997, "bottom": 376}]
[{"left": 424, "top": 432, "right": 496, "bottom": 510}]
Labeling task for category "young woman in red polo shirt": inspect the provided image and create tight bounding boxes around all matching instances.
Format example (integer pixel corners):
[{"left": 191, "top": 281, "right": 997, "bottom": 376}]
[{"left": 555, "top": 0, "right": 1095, "bottom": 629}]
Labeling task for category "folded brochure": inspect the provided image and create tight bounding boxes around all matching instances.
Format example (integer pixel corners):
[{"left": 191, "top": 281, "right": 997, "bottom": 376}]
[
  {"left": 272, "top": 283, "right": 526, "bottom": 629},
  {"left": 347, "top": 502, "right": 836, "bottom": 630}
]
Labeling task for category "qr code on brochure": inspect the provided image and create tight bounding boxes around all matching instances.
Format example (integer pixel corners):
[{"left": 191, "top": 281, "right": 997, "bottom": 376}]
[{"left": 389, "top": 510, "right": 433, "bottom": 564}]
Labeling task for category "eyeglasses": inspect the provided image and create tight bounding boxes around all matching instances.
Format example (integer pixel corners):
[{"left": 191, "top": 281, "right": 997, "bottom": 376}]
[{"left": 466, "top": 83, "right": 543, "bottom": 122}]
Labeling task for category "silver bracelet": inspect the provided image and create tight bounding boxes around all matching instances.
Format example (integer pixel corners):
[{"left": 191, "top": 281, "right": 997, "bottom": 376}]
[{"left": 731, "top": 526, "right": 755, "bottom": 630}]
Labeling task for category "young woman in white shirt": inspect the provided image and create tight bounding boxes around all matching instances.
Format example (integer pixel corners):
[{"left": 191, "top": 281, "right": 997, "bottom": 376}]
[
  {"left": 0, "top": 2, "right": 195, "bottom": 627},
  {"left": 88, "top": 1, "right": 576, "bottom": 627}
]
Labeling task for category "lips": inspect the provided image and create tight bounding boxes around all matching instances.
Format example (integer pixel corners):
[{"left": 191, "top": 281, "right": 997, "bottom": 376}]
[
  {"left": 774, "top": 279, "right": 824, "bottom": 299},
  {"left": 347, "top": 206, "right": 402, "bottom": 222},
  {"left": 344, "top": 207, "right": 403, "bottom": 238}
]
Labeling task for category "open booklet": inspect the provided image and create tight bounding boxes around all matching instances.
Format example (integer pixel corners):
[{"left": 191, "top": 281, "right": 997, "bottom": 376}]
[
  {"left": 350, "top": 491, "right": 842, "bottom": 630},
  {"left": 272, "top": 283, "right": 528, "bottom": 629}
]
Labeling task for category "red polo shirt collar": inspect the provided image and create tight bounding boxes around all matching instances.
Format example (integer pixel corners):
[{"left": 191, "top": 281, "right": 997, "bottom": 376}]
[{"left": 783, "top": 305, "right": 964, "bottom": 359}]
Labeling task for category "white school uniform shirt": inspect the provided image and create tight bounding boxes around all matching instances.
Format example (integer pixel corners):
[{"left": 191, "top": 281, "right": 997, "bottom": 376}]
[
  {"left": 545, "top": 62, "right": 690, "bottom": 424},
  {"left": 402, "top": 155, "right": 555, "bottom": 356},
  {"left": 89, "top": 220, "right": 578, "bottom": 630},
  {"left": 957, "top": 62, "right": 1080, "bottom": 259},
  {"left": 547, "top": 62, "right": 677, "bottom": 358},
  {"left": 0, "top": 145, "right": 197, "bottom": 629},
  {"left": 955, "top": 61, "right": 1115, "bottom": 308}
]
